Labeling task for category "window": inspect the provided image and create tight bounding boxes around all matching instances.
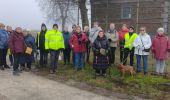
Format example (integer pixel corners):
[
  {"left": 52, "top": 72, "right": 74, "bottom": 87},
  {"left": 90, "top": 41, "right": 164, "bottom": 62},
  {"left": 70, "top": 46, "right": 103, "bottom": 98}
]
[{"left": 121, "top": 6, "right": 132, "bottom": 19}]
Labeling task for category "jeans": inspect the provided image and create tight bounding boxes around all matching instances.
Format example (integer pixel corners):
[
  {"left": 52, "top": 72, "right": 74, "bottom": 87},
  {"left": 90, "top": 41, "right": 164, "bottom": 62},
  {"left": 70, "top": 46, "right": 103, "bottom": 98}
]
[
  {"left": 109, "top": 47, "right": 116, "bottom": 64},
  {"left": 63, "top": 48, "right": 71, "bottom": 64},
  {"left": 0, "top": 49, "right": 8, "bottom": 67},
  {"left": 50, "top": 50, "right": 60, "bottom": 72},
  {"left": 40, "top": 50, "right": 48, "bottom": 66},
  {"left": 123, "top": 48, "right": 134, "bottom": 66},
  {"left": 136, "top": 55, "right": 148, "bottom": 73},
  {"left": 74, "top": 53, "right": 85, "bottom": 69},
  {"left": 13, "top": 53, "right": 23, "bottom": 71},
  {"left": 156, "top": 59, "right": 165, "bottom": 74}
]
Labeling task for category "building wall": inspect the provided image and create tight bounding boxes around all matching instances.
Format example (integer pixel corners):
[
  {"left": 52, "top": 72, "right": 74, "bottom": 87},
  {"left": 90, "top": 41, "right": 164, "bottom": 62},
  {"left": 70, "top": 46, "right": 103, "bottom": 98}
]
[{"left": 91, "top": 0, "right": 169, "bottom": 34}]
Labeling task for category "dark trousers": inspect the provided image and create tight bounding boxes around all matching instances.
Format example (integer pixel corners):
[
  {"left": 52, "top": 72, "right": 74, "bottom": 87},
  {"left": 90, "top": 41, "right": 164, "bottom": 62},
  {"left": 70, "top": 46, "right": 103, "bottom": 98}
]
[
  {"left": 95, "top": 69, "right": 106, "bottom": 74},
  {"left": 120, "top": 47, "right": 124, "bottom": 63},
  {"left": 13, "top": 53, "right": 22, "bottom": 71},
  {"left": 86, "top": 44, "right": 91, "bottom": 62},
  {"left": 9, "top": 54, "right": 14, "bottom": 65},
  {"left": 40, "top": 50, "right": 48, "bottom": 66},
  {"left": 72, "top": 51, "right": 75, "bottom": 67},
  {"left": 109, "top": 47, "right": 116, "bottom": 64},
  {"left": 123, "top": 48, "right": 134, "bottom": 66},
  {"left": 63, "top": 48, "right": 71, "bottom": 64},
  {"left": 50, "top": 50, "right": 60, "bottom": 72},
  {"left": 0, "top": 49, "right": 7, "bottom": 66}
]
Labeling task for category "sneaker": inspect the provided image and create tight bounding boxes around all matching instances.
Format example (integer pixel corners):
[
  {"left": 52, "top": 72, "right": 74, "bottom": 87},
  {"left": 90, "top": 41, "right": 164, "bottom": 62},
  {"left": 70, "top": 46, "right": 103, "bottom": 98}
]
[
  {"left": 4, "top": 65, "right": 10, "bottom": 69},
  {"left": 144, "top": 72, "right": 148, "bottom": 75}
]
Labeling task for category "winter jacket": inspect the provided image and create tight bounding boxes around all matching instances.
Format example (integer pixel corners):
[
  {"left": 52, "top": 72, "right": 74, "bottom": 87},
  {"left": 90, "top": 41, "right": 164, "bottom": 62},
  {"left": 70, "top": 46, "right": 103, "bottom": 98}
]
[
  {"left": 106, "top": 29, "right": 119, "bottom": 47},
  {"left": 133, "top": 33, "right": 152, "bottom": 55},
  {"left": 92, "top": 36, "right": 110, "bottom": 69},
  {"left": 63, "top": 31, "right": 71, "bottom": 49},
  {"left": 45, "top": 29, "right": 65, "bottom": 51},
  {"left": 89, "top": 27, "right": 102, "bottom": 44},
  {"left": 118, "top": 29, "right": 129, "bottom": 47},
  {"left": 0, "top": 29, "right": 9, "bottom": 49},
  {"left": 9, "top": 31, "right": 25, "bottom": 54},
  {"left": 37, "top": 23, "right": 47, "bottom": 50},
  {"left": 69, "top": 32, "right": 88, "bottom": 53},
  {"left": 25, "top": 34, "right": 36, "bottom": 52},
  {"left": 152, "top": 34, "right": 170, "bottom": 60},
  {"left": 124, "top": 32, "right": 138, "bottom": 50}
]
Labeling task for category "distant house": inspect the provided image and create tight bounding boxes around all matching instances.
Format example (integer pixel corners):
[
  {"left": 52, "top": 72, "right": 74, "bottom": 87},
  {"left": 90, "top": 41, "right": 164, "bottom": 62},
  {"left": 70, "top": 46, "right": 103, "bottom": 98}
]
[{"left": 91, "top": 0, "right": 170, "bottom": 35}]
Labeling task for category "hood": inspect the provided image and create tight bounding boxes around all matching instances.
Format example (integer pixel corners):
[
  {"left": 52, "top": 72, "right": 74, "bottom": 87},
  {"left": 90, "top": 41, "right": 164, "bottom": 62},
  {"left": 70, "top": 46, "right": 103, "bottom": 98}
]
[
  {"left": 41, "top": 23, "right": 47, "bottom": 31},
  {"left": 122, "top": 28, "right": 129, "bottom": 32}
]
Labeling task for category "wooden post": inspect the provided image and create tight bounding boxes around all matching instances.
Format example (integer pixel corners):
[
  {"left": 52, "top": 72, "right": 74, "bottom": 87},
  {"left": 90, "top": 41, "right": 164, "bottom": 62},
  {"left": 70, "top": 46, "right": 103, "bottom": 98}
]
[{"left": 136, "top": 0, "right": 139, "bottom": 33}]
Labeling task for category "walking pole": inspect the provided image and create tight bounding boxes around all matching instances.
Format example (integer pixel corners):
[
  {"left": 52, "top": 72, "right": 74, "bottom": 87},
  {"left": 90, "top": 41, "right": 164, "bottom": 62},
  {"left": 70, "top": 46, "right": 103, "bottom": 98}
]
[{"left": 151, "top": 52, "right": 155, "bottom": 75}]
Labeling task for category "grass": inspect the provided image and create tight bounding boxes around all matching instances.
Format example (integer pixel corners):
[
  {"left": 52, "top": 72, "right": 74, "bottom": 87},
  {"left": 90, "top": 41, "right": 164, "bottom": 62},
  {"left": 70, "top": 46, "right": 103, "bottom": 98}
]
[{"left": 33, "top": 49, "right": 170, "bottom": 100}]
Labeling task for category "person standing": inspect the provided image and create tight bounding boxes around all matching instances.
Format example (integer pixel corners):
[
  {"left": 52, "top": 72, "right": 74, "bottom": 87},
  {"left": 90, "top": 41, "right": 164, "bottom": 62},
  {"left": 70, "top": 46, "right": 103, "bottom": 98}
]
[
  {"left": 93, "top": 30, "right": 110, "bottom": 76},
  {"left": 134, "top": 27, "right": 152, "bottom": 75},
  {"left": 45, "top": 24, "right": 65, "bottom": 74},
  {"left": 84, "top": 26, "right": 91, "bottom": 64},
  {"left": 106, "top": 23, "right": 119, "bottom": 66},
  {"left": 23, "top": 29, "right": 36, "bottom": 71},
  {"left": 9, "top": 27, "right": 25, "bottom": 75},
  {"left": 62, "top": 27, "right": 71, "bottom": 65},
  {"left": 152, "top": 28, "right": 170, "bottom": 75},
  {"left": 123, "top": 26, "right": 138, "bottom": 66},
  {"left": 37, "top": 23, "right": 48, "bottom": 67},
  {"left": 118, "top": 24, "right": 129, "bottom": 63},
  {"left": 6, "top": 26, "right": 14, "bottom": 67},
  {"left": 0, "top": 23, "right": 9, "bottom": 70},
  {"left": 89, "top": 21, "right": 102, "bottom": 44},
  {"left": 70, "top": 26, "right": 88, "bottom": 70}
]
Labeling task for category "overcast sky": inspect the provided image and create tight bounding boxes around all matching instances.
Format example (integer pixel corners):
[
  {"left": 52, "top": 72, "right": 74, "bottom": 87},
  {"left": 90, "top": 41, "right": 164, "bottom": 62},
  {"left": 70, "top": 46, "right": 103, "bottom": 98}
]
[{"left": 0, "top": 0, "right": 45, "bottom": 30}]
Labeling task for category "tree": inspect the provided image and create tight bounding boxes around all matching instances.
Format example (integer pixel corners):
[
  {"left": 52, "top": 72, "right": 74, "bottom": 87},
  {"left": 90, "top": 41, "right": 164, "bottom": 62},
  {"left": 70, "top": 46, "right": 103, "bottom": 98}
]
[
  {"left": 37, "top": 0, "right": 89, "bottom": 29},
  {"left": 37, "top": 0, "right": 76, "bottom": 30}
]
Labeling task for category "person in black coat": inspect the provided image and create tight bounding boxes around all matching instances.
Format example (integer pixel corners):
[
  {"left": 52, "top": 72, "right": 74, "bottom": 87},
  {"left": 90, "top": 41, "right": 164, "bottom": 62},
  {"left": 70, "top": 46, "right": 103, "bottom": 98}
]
[
  {"left": 36, "top": 23, "right": 48, "bottom": 67},
  {"left": 92, "top": 30, "right": 110, "bottom": 76}
]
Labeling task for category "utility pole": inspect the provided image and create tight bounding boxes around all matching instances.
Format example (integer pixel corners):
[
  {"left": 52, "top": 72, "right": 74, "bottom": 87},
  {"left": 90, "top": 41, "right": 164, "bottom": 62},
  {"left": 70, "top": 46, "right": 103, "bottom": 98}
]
[
  {"left": 136, "top": 0, "right": 139, "bottom": 33},
  {"left": 105, "top": 0, "right": 109, "bottom": 31}
]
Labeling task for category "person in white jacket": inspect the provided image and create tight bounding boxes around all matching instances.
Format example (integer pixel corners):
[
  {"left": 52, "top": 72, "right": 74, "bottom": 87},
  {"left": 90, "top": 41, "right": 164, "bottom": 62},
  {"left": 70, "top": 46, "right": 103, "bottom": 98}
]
[
  {"left": 89, "top": 21, "right": 102, "bottom": 44},
  {"left": 133, "top": 27, "right": 152, "bottom": 75}
]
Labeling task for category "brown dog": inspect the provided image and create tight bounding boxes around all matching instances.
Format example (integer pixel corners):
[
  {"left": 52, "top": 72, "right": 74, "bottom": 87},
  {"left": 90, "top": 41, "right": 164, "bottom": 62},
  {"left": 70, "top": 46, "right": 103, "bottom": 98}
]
[{"left": 118, "top": 64, "right": 136, "bottom": 77}]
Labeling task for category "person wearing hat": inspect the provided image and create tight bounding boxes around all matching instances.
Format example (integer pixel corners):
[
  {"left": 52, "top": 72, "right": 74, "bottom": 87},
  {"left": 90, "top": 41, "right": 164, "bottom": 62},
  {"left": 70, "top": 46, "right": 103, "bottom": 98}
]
[
  {"left": 45, "top": 24, "right": 65, "bottom": 74},
  {"left": 36, "top": 23, "right": 48, "bottom": 67},
  {"left": 123, "top": 26, "right": 138, "bottom": 66},
  {"left": 0, "top": 23, "right": 10, "bottom": 70}
]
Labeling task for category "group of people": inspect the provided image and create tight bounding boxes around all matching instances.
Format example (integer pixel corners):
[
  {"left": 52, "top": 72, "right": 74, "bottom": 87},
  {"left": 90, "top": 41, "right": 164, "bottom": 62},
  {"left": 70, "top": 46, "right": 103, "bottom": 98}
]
[{"left": 0, "top": 21, "right": 170, "bottom": 76}]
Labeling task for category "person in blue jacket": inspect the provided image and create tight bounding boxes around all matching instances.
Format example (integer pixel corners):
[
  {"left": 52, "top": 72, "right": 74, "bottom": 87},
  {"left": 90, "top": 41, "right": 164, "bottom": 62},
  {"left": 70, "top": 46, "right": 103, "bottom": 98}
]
[
  {"left": 0, "top": 23, "right": 10, "bottom": 70},
  {"left": 62, "top": 27, "right": 71, "bottom": 65},
  {"left": 21, "top": 29, "right": 36, "bottom": 71}
]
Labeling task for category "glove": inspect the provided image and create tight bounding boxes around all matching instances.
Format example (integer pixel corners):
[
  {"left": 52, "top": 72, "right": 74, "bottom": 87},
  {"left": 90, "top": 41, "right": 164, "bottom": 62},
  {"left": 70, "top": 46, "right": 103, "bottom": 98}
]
[{"left": 108, "top": 39, "right": 112, "bottom": 42}]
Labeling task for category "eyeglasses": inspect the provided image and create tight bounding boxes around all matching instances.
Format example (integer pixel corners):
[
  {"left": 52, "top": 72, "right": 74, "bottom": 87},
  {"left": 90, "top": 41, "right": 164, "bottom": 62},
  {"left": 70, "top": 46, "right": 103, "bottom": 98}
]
[{"left": 140, "top": 30, "right": 145, "bottom": 31}]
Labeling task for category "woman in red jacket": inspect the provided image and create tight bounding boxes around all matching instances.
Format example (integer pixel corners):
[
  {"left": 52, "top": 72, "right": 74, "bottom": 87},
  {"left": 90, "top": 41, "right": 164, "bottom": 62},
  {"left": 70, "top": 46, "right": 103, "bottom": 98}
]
[
  {"left": 9, "top": 27, "right": 25, "bottom": 75},
  {"left": 118, "top": 24, "right": 129, "bottom": 63},
  {"left": 152, "top": 27, "right": 170, "bottom": 75},
  {"left": 69, "top": 26, "right": 88, "bottom": 70}
]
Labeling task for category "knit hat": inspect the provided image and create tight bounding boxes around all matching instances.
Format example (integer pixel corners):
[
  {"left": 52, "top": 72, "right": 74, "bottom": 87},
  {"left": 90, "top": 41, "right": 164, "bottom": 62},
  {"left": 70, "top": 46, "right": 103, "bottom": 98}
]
[
  {"left": 53, "top": 24, "right": 58, "bottom": 28},
  {"left": 129, "top": 26, "right": 135, "bottom": 30}
]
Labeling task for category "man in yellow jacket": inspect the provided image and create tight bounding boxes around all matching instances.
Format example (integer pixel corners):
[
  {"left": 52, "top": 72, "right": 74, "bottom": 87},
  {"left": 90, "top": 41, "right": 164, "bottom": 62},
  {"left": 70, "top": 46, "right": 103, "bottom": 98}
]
[
  {"left": 45, "top": 24, "right": 65, "bottom": 74},
  {"left": 123, "top": 26, "right": 138, "bottom": 66}
]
